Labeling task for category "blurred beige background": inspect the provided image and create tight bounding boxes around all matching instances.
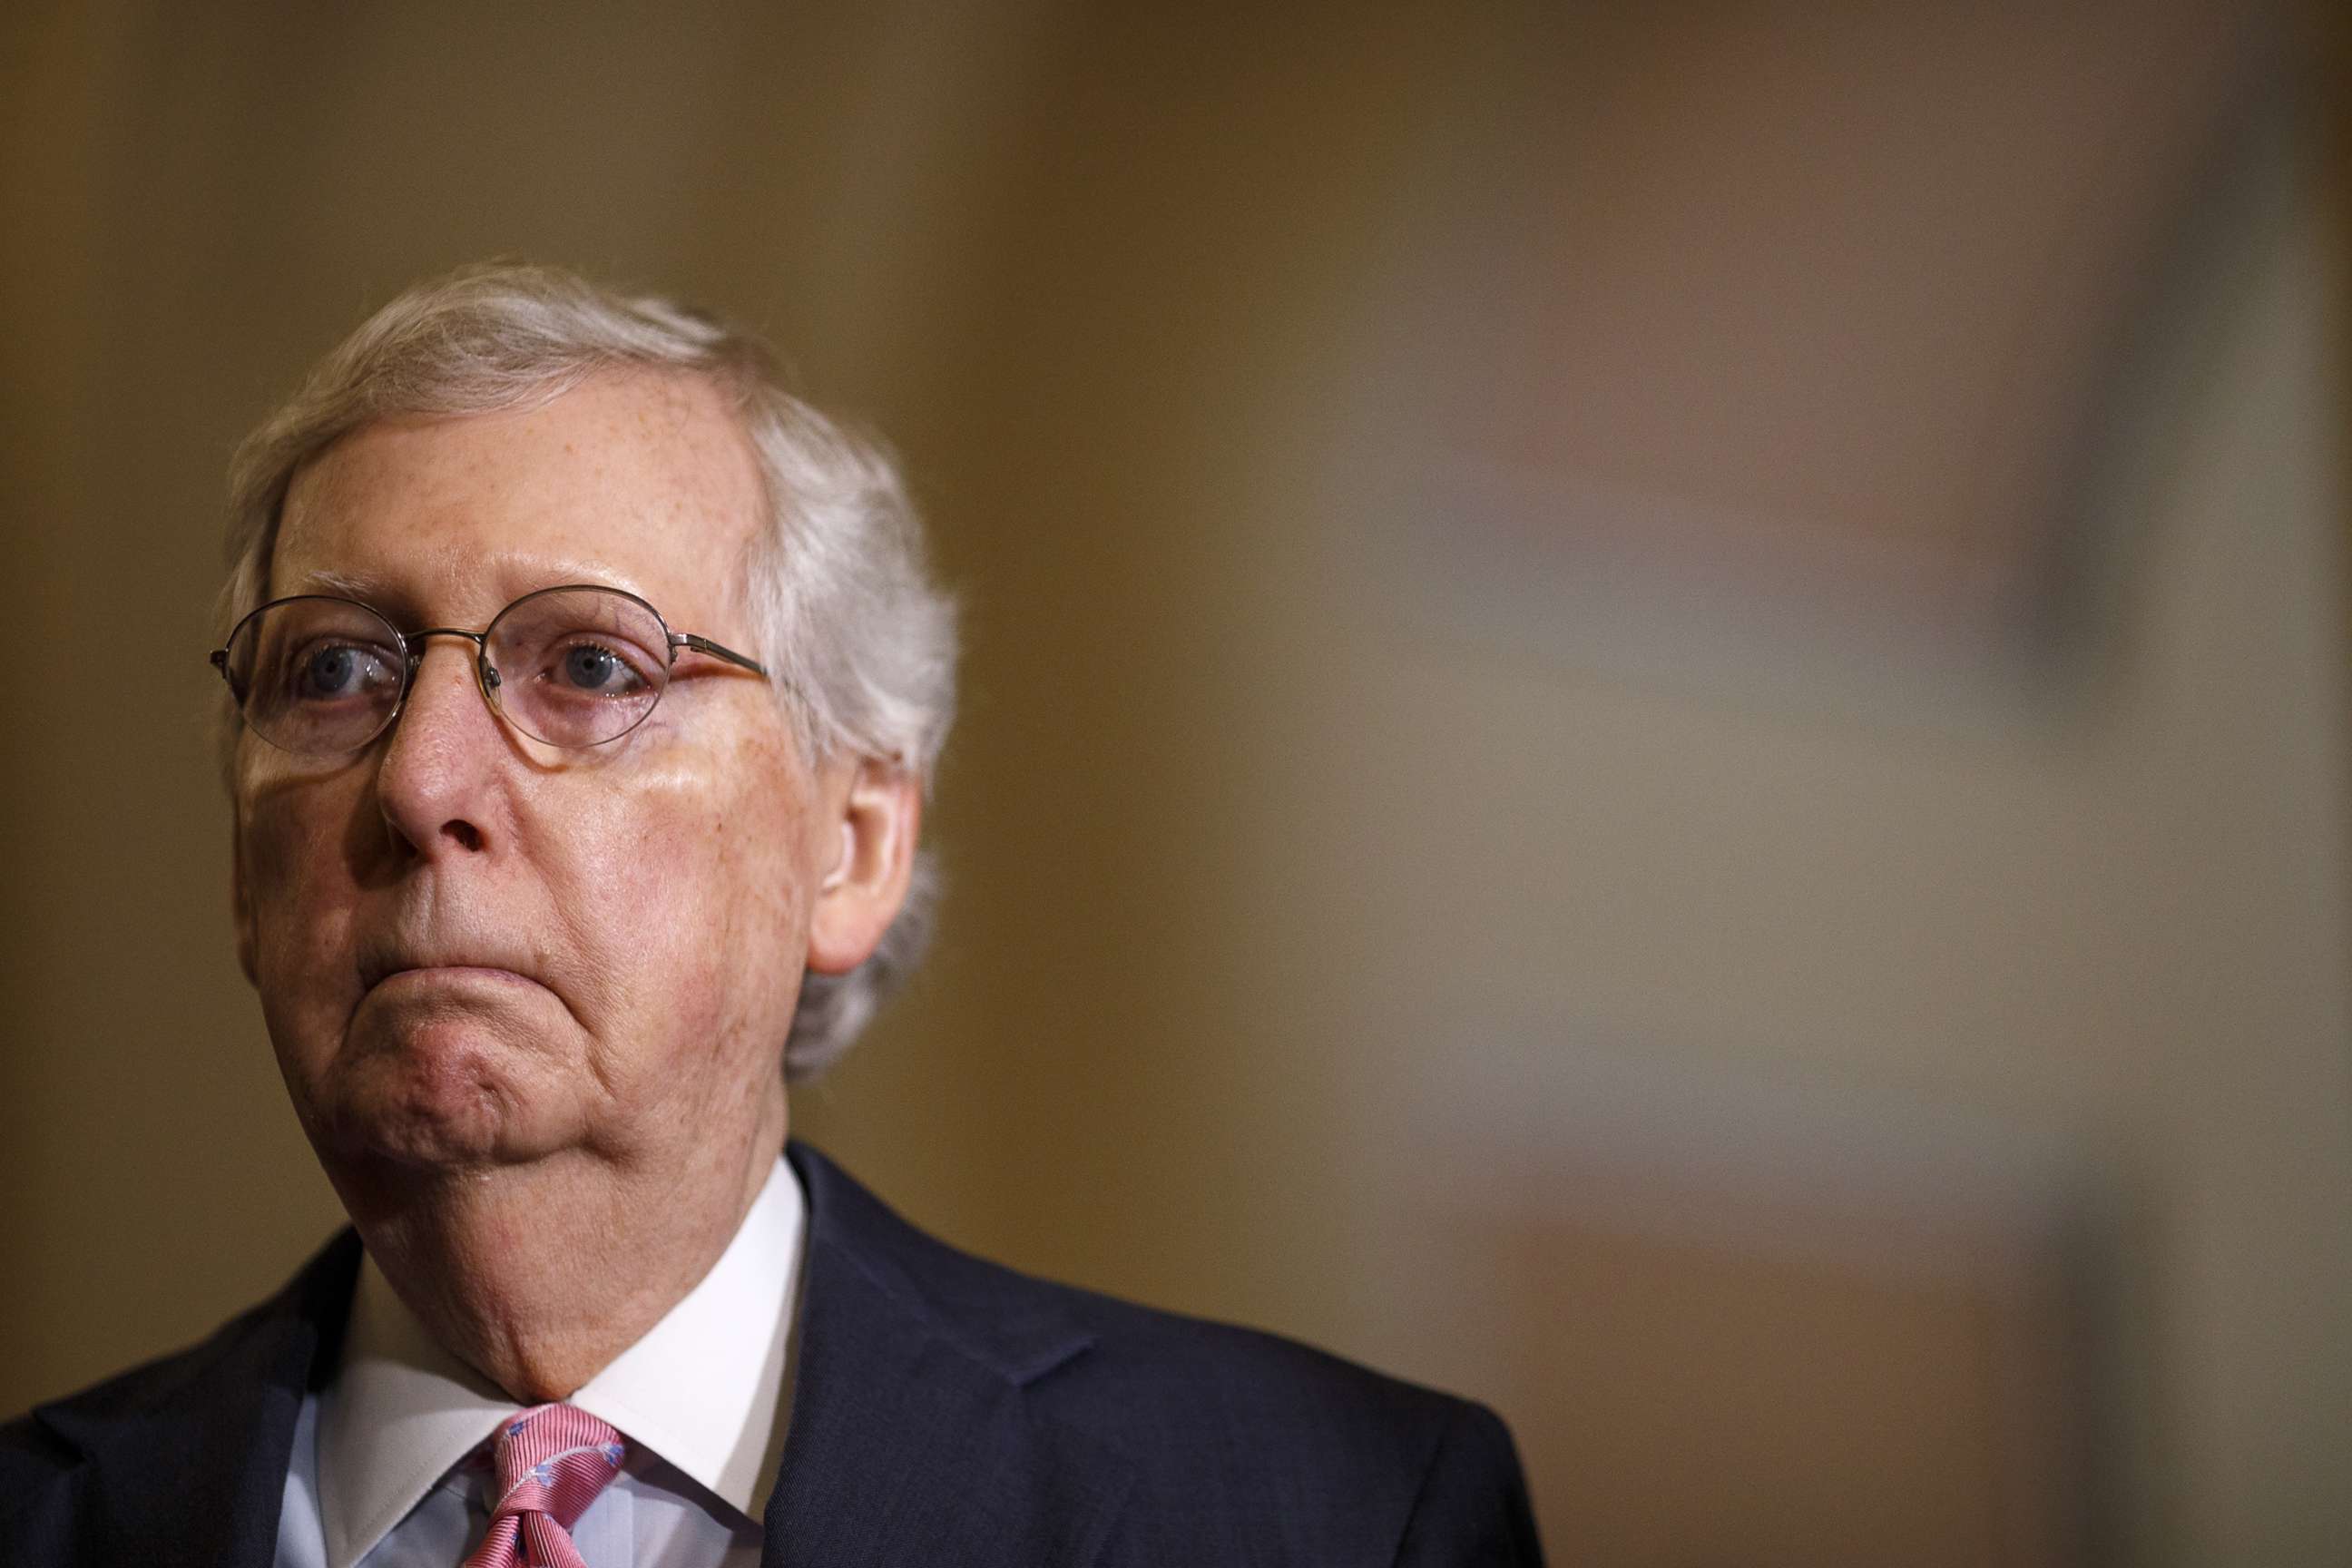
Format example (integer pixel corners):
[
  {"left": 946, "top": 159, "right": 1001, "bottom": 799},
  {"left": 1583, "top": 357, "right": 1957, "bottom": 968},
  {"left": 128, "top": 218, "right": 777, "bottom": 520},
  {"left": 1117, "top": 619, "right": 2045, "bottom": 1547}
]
[{"left": 4, "top": 5, "right": 2348, "bottom": 1565}]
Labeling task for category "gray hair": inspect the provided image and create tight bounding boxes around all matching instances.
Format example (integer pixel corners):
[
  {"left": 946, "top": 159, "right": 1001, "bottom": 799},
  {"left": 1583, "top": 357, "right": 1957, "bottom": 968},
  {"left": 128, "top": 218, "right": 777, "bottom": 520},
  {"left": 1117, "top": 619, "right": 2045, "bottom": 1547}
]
[{"left": 218, "top": 261, "right": 956, "bottom": 1080}]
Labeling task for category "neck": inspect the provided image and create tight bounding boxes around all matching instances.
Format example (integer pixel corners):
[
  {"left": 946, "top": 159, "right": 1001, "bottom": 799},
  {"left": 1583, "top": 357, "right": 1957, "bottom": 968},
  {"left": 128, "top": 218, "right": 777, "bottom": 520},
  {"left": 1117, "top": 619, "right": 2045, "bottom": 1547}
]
[{"left": 330, "top": 1107, "right": 787, "bottom": 1401}]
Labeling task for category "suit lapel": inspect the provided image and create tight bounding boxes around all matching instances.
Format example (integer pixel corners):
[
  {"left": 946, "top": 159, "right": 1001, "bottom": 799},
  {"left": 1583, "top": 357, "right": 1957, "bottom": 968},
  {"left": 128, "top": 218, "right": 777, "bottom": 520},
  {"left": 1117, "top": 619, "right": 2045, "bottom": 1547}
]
[
  {"left": 31, "top": 1230, "right": 359, "bottom": 1568},
  {"left": 766, "top": 1146, "right": 1132, "bottom": 1567}
]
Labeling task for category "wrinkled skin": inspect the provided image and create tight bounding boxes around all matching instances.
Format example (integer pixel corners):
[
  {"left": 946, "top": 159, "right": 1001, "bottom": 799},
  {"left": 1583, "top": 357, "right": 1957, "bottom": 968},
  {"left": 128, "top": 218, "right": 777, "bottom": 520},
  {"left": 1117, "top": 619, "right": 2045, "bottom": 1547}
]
[{"left": 230, "top": 371, "right": 918, "bottom": 1397}]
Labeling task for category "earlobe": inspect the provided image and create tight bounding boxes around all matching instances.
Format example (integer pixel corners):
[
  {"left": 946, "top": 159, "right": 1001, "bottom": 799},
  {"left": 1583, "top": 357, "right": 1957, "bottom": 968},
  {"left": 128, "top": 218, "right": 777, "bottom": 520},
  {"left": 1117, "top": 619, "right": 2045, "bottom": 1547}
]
[{"left": 805, "top": 760, "right": 921, "bottom": 975}]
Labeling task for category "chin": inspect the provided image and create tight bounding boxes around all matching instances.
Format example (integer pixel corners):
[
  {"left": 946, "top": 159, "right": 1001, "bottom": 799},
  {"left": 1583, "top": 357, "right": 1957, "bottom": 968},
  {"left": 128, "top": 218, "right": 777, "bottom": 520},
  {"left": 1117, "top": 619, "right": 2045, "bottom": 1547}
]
[{"left": 306, "top": 1020, "right": 558, "bottom": 1172}]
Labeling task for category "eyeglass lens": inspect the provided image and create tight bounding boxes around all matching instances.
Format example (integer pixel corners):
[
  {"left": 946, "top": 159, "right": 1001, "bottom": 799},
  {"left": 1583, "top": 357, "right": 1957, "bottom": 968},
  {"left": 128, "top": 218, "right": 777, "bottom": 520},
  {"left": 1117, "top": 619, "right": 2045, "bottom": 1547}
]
[{"left": 221, "top": 587, "right": 678, "bottom": 754}]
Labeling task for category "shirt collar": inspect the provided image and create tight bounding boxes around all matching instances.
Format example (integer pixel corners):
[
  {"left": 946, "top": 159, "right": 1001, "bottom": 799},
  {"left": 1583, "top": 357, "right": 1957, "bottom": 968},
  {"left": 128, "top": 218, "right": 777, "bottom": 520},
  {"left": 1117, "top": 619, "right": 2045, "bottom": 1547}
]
[{"left": 317, "top": 1155, "right": 805, "bottom": 1568}]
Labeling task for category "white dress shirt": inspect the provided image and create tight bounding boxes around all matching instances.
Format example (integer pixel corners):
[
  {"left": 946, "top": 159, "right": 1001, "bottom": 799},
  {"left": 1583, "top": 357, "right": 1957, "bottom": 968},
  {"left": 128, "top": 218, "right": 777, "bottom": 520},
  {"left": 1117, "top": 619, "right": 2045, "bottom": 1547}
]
[{"left": 275, "top": 1157, "right": 806, "bottom": 1568}]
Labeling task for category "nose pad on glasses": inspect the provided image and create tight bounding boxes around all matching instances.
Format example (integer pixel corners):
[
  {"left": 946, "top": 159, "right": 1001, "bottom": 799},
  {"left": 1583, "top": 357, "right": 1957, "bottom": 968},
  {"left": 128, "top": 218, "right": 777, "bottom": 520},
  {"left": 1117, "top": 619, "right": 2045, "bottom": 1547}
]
[{"left": 482, "top": 662, "right": 503, "bottom": 691}]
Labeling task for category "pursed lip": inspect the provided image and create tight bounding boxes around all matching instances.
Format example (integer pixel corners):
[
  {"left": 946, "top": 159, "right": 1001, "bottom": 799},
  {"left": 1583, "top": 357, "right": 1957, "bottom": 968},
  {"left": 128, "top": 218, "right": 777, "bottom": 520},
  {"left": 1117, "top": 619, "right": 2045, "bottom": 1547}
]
[
  {"left": 371, "top": 964, "right": 537, "bottom": 988},
  {"left": 358, "top": 944, "right": 546, "bottom": 995}
]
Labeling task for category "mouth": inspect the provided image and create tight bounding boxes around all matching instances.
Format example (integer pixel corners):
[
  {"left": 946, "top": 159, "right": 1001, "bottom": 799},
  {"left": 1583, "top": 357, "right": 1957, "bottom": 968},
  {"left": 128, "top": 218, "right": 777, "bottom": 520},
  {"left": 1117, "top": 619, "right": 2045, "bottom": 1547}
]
[
  {"left": 358, "top": 945, "right": 545, "bottom": 995},
  {"left": 369, "top": 964, "right": 539, "bottom": 991}
]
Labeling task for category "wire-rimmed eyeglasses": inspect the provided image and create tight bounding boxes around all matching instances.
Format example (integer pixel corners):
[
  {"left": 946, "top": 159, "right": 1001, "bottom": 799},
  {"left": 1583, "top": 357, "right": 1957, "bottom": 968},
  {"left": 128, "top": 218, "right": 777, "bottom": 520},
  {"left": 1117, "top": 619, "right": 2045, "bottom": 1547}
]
[{"left": 211, "top": 583, "right": 769, "bottom": 756}]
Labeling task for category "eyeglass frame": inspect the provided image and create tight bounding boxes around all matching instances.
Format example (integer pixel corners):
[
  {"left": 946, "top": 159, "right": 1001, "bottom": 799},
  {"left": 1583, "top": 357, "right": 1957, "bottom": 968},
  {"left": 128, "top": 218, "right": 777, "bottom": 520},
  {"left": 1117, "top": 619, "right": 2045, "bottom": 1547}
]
[{"left": 210, "top": 582, "right": 772, "bottom": 756}]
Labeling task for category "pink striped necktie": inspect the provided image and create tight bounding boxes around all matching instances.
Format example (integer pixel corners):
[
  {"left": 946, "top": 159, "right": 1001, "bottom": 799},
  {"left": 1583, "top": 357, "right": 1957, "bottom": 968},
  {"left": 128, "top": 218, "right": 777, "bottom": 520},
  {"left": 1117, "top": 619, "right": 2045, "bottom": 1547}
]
[{"left": 460, "top": 1404, "right": 628, "bottom": 1568}]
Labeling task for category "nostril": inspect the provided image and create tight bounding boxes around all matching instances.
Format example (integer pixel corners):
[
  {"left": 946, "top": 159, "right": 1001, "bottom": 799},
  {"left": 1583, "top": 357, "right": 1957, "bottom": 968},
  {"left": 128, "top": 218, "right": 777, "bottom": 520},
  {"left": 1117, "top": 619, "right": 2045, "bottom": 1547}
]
[{"left": 446, "top": 821, "right": 484, "bottom": 852}]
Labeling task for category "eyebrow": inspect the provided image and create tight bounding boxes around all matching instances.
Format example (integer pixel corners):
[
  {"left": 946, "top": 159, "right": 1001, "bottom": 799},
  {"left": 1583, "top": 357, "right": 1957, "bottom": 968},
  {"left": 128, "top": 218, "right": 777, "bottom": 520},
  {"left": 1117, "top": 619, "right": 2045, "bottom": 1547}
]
[
  {"left": 291, "top": 568, "right": 396, "bottom": 601},
  {"left": 280, "top": 560, "right": 661, "bottom": 615}
]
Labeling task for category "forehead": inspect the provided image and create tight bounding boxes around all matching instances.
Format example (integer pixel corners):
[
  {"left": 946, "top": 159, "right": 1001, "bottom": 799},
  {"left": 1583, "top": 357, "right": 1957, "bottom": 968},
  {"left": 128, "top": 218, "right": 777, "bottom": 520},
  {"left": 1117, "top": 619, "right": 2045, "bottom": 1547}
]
[{"left": 270, "top": 370, "right": 765, "bottom": 629}]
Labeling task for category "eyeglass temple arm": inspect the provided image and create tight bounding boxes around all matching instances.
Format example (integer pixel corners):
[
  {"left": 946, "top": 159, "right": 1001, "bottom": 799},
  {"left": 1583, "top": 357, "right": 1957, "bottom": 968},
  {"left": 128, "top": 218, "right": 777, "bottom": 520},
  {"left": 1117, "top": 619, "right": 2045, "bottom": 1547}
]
[
  {"left": 208, "top": 649, "right": 244, "bottom": 698},
  {"left": 672, "top": 632, "right": 769, "bottom": 679}
]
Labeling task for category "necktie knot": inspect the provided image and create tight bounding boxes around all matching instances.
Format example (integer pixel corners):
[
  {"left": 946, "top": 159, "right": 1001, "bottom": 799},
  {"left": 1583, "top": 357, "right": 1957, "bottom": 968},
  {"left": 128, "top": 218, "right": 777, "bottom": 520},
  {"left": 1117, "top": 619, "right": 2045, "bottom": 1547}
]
[{"left": 462, "top": 1404, "right": 627, "bottom": 1568}]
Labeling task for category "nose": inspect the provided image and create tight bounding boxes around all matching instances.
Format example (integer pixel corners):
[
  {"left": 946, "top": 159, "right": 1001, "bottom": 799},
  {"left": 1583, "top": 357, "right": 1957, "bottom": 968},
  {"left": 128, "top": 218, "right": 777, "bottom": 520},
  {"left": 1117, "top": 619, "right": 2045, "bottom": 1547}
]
[{"left": 374, "top": 637, "right": 505, "bottom": 858}]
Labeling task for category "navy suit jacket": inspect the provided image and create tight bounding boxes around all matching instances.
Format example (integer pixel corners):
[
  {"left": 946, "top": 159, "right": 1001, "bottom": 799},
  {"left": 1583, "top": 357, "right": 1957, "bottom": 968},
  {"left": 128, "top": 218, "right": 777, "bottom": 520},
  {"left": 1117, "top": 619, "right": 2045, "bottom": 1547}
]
[{"left": 2, "top": 1142, "right": 1544, "bottom": 1565}]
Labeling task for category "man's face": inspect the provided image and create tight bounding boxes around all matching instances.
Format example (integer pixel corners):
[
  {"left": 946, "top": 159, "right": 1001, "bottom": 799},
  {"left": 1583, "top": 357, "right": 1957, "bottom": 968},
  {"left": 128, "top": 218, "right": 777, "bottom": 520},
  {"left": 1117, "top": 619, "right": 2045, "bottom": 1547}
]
[{"left": 233, "top": 372, "right": 828, "bottom": 1189}]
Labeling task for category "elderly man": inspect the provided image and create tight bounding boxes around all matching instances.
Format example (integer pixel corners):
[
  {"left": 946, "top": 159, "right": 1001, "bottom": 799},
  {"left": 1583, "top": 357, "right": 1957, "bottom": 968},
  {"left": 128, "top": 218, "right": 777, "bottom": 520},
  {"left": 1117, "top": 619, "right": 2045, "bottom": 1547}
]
[{"left": 0, "top": 265, "right": 1542, "bottom": 1567}]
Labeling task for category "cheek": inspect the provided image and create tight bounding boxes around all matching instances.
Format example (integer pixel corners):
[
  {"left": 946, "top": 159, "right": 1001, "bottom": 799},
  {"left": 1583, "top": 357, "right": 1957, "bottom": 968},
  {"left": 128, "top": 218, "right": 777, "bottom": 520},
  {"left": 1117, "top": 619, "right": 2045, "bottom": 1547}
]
[
  {"left": 238, "top": 779, "right": 370, "bottom": 1078},
  {"left": 570, "top": 755, "right": 811, "bottom": 1046},
  {"left": 242, "top": 789, "right": 361, "bottom": 974}
]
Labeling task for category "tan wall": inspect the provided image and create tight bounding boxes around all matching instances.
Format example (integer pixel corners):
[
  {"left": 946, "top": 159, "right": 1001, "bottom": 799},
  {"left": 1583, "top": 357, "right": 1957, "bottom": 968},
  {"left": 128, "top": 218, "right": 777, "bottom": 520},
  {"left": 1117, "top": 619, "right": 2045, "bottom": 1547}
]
[{"left": 4, "top": 5, "right": 2346, "bottom": 1563}]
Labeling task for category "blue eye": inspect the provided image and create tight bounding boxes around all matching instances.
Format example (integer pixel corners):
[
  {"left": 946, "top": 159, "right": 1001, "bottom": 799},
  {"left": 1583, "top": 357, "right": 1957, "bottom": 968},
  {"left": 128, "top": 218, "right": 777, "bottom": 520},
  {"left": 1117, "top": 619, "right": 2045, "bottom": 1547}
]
[
  {"left": 561, "top": 642, "right": 644, "bottom": 694},
  {"left": 295, "top": 643, "right": 390, "bottom": 701}
]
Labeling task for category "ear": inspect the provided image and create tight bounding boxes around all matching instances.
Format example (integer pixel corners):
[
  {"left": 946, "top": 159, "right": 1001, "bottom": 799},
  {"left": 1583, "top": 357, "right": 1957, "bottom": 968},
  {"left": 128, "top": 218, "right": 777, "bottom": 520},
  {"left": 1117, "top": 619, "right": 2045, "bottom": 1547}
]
[
  {"left": 230, "top": 808, "right": 260, "bottom": 986},
  {"left": 805, "top": 758, "right": 923, "bottom": 975}
]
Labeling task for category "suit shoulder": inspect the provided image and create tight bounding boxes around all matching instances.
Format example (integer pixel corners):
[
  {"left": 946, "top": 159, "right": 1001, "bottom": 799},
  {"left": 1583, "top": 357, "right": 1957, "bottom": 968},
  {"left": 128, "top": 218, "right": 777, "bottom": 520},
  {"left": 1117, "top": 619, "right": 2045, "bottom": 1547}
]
[
  {"left": 1054, "top": 1277, "right": 1465, "bottom": 1431},
  {"left": 798, "top": 1142, "right": 1462, "bottom": 1416},
  {"left": 789, "top": 1145, "right": 1536, "bottom": 1560},
  {"left": 1034, "top": 1279, "right": 1476, "bottom": 1475},
  {"left": 0, "top": 1230, "right": 361, "bottom": 1553},
  {"left": 1011, "top": 1269, "right": 1539, "bottom": 1562},
  {"left": 0, "top": 1305, "right": 261, "bottom": 1555},
  {"left": 6, "top": 1229, "right": 358, "bottom": 1430},
  {"left": 2, "top": 1291, "right": 270, "bottom": 1480},
  {"left": 12, "top": 1300, "right": 275, "bottom": 1433}
]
